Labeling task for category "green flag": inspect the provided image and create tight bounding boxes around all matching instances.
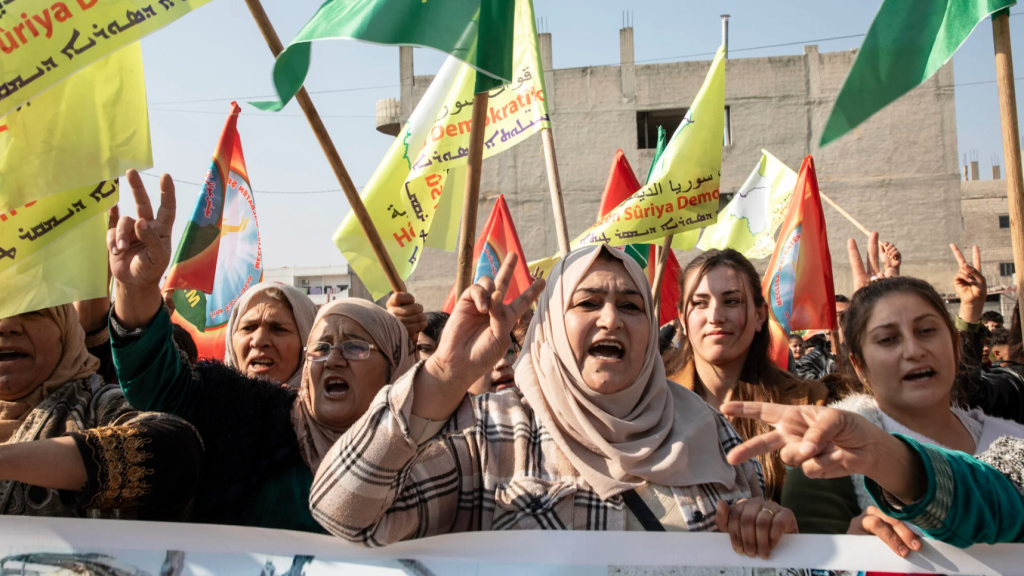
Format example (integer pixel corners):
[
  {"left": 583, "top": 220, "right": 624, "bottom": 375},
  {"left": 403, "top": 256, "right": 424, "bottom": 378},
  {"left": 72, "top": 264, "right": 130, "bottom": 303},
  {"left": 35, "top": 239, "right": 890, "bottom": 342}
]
[
  {"left": 820, "top": 0, "right": 1015, "bottom": 147},
  {"left": 644, "top": 126, "right": 668, "bottom": 185},
  {"left": 252, "top": 0, "right": 515, "bottom": 111}
]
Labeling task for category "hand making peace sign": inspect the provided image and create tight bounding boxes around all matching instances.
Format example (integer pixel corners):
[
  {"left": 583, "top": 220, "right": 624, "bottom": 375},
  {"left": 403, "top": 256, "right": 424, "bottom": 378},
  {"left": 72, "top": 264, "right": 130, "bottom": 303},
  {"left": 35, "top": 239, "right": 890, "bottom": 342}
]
[{"left": 108, "top": 170, "right": 176, "bottom": 289}]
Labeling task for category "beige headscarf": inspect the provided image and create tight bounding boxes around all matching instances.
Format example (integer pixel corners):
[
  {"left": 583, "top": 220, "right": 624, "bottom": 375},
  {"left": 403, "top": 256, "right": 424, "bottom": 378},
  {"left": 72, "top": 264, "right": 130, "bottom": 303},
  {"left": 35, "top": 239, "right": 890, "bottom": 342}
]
[
  {"left": 291, "top": 298, "right": 415, "bottom": 471},
  {"left": 515, "top": 245, "right": 738, "bottom": 499},
  {"left": 0, "top": 305, "right": 100, "bottom": 443},
  {"left": 224, "top": 282, "right": 318, "bottom": 388}
]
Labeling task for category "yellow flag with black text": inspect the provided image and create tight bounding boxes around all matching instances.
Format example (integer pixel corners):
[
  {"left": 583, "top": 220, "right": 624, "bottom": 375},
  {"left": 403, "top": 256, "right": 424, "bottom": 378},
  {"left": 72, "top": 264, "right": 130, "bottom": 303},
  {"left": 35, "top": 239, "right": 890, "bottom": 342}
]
[
  {"left": 334, "top": 0, "right": 549, "bottom": 300},
  {"left": 572, "top": 46, "right": 726, "bottom": 251},
  {"left": 0, "top": 43, "right": 151, "bottom": 214},
  {"left": 0, "top": 181, "right": 118, "bottom": 318},
  {"left": 0, "top": 0, "right": 213, "bottom": 118}
]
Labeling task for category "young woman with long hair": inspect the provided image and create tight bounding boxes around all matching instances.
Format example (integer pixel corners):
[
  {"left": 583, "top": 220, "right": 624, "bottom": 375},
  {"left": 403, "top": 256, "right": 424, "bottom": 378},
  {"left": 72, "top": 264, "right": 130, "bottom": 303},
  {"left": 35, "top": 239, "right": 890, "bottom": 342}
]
[{"left": 664, "top": 249, "right": 827, "bottom": 500}]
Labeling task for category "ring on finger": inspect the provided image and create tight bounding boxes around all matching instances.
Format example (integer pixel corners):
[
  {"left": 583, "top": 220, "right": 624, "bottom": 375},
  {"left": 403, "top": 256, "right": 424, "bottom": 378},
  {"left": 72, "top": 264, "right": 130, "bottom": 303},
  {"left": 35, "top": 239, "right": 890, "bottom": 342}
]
[{"left": 758, "top": 508, "right": 775, "bottom": 517}]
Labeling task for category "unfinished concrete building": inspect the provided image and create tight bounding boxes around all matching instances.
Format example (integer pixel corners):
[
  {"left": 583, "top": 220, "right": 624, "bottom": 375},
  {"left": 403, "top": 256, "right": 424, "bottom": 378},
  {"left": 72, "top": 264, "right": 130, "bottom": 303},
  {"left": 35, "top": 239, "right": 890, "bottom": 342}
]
[{"left": 374, "top": 24, "right": 968, "bottom": 311}]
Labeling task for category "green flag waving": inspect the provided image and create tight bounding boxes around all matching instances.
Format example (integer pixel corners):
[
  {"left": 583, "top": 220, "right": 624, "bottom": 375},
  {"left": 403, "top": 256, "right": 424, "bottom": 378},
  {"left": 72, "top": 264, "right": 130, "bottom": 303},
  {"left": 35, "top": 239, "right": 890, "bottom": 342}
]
[
  {"left": 820, "top": 0, "right": 1015, "bottom": 147},
  {"left": 252, "top": 0, "right": 515, "bottom": 111}
]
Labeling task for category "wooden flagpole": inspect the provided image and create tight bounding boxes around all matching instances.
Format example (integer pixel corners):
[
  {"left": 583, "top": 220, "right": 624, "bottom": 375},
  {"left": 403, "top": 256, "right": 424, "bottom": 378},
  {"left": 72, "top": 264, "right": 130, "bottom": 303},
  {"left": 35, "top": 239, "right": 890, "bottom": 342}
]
[
  {"left": 541, "top": 128, "right": 571, "bottom": 257},
  {"left": 819, "top": 191, "right": 870, "bottom": 236},
  {"left": 992, "top": 10, "right": 1024, "bottom": 345},
  {"left": 242, "top": 0, "right": 406, "bottom": 294},
  {"left": 454, "top": 91, "right": 491, "bottom": 297}
]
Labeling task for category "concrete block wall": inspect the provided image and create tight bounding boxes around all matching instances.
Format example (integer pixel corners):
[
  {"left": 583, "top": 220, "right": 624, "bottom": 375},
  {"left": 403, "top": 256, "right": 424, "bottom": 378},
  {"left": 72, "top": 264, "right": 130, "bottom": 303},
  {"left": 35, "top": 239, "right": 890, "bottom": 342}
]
[
  {"left": 962, "top": 179, "right": 1015, "bottom": 290},
  {"left": 388, "top": 39, "right": 964, "bottom": 310}
]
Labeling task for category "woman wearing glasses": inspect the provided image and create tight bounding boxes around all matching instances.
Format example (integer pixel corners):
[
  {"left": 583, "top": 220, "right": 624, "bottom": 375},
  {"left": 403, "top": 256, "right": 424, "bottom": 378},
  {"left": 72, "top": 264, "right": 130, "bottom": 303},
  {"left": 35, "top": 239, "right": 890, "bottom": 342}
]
[{"left": 105, "top": 171, "right": 414, "bottom": 533}]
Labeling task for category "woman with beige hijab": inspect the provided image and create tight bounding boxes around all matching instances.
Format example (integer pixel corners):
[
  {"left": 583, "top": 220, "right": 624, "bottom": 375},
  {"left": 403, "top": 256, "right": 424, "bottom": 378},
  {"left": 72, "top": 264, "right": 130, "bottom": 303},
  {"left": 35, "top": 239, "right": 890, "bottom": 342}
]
[
  {"left": 224, "top": 282, "right": 317, "bottom": 387},
  {"left": 311, "top": 245, "right": 798, "bottom": 559},
  {"left": 106, "top": 170, "right": 416, "bottom": 532},
  {"left": 0, "top": 304, "right": 201, "bottom": 519}
]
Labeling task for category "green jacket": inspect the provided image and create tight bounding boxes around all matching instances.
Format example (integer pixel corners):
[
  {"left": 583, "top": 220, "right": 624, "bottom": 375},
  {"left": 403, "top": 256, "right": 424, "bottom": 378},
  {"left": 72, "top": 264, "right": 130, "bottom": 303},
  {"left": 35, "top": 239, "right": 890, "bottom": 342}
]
[
  {"left": 867, "top": 434, "right": 1024, "bottom": 547},
  {"left": 110, "top": 306, "right": 324, "bottom": 534}
]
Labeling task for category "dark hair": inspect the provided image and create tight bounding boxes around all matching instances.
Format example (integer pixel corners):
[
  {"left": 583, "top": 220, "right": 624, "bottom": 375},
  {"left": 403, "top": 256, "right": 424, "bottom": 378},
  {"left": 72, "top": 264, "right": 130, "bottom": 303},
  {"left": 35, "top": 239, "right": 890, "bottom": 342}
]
[
  {"left": 804, "top": 333, "right": 828, "bottom": 350},
  {"left": 422, "top": 312, "right": 450, "bottom": 342},
  {"left": 981, "top": 310, "right": 1005, "bottom": 327},
  {"left": 172, "top": 324, "right": 199, "bottom": 363},
  {"left": 835, "top": 294, "right": 850, "bottom": 304},
  {"left": 670, "top": 248, "right": 802, "bottom": 499},
  {"left": 842, "top": 277, "right": 962, "bottom": 396},
  {"left": 990, "top": 328, "right": 1011, "bottom": 347}
]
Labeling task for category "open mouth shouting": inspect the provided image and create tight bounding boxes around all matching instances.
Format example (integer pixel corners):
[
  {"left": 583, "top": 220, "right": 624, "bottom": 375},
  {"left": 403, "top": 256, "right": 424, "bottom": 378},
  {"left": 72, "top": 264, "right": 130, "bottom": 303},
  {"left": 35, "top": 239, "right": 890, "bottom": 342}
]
[
  {"left": 589, "top": 338, "right": 625, "bottom": 361},
  {"left": 246, "top": 354, "right": 277, "bottom": 375},
  {"left": 322, "top": 374, "right": 351, "bottom": 398},
  {"left": 0, "top": 346, "right": 31, "bottom": 367},
  {"left": 902, "top": 367, "right": 938, "bottom": 383}
]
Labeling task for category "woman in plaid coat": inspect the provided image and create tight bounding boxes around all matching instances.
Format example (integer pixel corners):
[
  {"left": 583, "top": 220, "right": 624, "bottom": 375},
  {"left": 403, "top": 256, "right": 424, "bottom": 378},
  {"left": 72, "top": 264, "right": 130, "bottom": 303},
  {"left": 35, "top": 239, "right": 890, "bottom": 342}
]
[{"left": 311, "top": 246, "right": 798, "bottom": 559}]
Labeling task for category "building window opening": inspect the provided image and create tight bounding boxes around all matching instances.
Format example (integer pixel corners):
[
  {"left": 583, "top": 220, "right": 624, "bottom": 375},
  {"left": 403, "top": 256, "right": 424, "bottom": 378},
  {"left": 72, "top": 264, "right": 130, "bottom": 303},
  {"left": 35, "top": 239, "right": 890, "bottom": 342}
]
[
  {"left": 637, "top": 106, "right": 731, "bottom": 149},
  {"left": 1000, "top": 262, "right": 1015, "bottom": 277},
  {"left": 1000, "top": 215, "right": 1011, "bottom": 229}
]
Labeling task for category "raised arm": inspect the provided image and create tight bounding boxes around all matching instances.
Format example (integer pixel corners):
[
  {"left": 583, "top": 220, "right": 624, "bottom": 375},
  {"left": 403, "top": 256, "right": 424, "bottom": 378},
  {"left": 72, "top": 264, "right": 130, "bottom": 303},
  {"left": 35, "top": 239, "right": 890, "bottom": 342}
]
[
  {"left": 412, "top": 253, "right": 544, "bottom": 421},
  {"left": 107, "top": 171, "right": 202, "bottom": 420},
  {"left": 310, "top": 255, "right": 543, "bottom": 544},
  {"left": 109, "top": 170, "right": 174, "bottom": 330}
]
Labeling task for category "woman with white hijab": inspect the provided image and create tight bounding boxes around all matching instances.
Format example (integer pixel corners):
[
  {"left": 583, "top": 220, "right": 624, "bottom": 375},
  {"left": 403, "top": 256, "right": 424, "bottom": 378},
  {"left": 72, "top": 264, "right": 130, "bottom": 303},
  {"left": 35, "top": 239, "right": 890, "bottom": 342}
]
[{"left": 311, "top": 246, "right": 797, "bottom": 558}]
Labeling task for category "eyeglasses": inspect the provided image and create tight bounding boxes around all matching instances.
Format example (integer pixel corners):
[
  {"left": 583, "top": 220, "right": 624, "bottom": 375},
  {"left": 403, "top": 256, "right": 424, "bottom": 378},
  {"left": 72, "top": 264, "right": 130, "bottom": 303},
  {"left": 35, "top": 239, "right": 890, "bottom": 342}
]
[{"left": 305, "top": 340, "right": 379, "bottom": 362}]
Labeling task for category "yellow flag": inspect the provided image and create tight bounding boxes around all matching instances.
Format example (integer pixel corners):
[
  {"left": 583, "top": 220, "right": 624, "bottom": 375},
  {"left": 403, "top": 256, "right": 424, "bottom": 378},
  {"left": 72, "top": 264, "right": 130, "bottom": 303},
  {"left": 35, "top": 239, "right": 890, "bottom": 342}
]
[
  {"left": 334, "top": 0, "right": 550, "bottom": 300},
  {"left": 0, "top": 43, "right": 151, "bottom": 214},
  {"left": 696, "top": 150, "right": 798, "bottom": 259},
  {"left": 573, "top": 47, "right": 726, "bottom": 251},
  {"left": 0, "top": 0, "right": 213, "bottom": 118},
  {"left": 0, "top": 180, "right": 118, "bottom": 317}
]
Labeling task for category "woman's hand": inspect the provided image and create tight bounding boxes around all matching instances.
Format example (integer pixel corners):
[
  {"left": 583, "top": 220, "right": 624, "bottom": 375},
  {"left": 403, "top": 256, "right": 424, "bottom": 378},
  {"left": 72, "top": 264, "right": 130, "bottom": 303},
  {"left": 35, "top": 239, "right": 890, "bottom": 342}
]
[
  {"left": 951, "top": 244, "right": 987, "bottom": 324},
  {"left": 880, "top": 240, "right": 901, "bottom": 279},
  {"left": 848, "top": 506, "right": 922, "bottom": 558},
  {"left": 848, "top": 232, "right": 892, "bottom": 292},
  {"left": 413, "top": 253, "right": 545, "bottom": 420},
  {"left": 387, "top": 292, "right": 427, "bottom": 339},
  {"left": 109, "top": 170, "right": 176, "bottom": 329},
  {"left": 722, "top": 402, "right": 927, "bottom": 504},
  {"left": 715, "top": 498, "right": 798, "bottom": 559}
]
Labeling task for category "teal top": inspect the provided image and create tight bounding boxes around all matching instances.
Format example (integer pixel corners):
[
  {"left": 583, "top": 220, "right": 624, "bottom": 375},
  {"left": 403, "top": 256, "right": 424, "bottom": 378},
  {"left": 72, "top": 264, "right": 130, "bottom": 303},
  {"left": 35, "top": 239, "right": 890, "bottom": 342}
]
[
  {"left": 111, "top": 306, "right": 324, "bottom": 534},
  {"left": 866, "top": 434, "right": 1024, "bottom": 547}
]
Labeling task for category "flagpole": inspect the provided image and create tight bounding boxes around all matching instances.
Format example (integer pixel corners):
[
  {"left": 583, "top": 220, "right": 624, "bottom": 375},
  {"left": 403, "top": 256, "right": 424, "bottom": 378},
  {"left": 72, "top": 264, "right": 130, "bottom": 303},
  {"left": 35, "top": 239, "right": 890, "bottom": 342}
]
[
  {"left": 992, "top": 9, "right": 1024, "bottom": 346},
  {"left": 651, "top": 234, "right": 673, "bottom": 313},
  {"left": 242, "top": 0, "right": 407, "bottom": 294},
  {"left": 454, "top": 90, "right": 491, "bottom": 297},
  {"left": 819, "top": 191, "right": 870, "bottom": 236},
  {"left": 541, "top": 128, "right": 571, "bottom": 257}
]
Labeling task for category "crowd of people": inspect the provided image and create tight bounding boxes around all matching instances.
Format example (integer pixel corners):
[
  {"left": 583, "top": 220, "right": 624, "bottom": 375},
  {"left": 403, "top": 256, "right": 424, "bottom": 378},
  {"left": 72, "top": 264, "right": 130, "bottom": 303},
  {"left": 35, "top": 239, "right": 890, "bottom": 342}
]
[{"left": 2, "top": 169, "right": 1024, "bottom": 561}]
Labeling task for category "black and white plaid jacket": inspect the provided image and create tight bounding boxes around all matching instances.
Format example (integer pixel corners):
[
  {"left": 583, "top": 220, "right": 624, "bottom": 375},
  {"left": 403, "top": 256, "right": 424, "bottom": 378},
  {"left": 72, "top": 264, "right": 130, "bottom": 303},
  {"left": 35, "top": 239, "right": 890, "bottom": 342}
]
[{"left": 310, "top": 364, "right": 765, "bottom": 546}]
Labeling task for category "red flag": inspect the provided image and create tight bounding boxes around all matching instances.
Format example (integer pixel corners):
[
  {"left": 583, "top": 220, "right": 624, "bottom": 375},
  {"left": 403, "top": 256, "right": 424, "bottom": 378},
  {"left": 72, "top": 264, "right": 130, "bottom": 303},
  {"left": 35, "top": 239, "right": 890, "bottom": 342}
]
[
  {"left": 598, "top": 150, "right": 681, "bottom": 327},
  {"left": 443, "top": 195, "right": 532, "bottom": 313},
  {"left": 761, "top": 155, "right": 837, "bottom": 369}
]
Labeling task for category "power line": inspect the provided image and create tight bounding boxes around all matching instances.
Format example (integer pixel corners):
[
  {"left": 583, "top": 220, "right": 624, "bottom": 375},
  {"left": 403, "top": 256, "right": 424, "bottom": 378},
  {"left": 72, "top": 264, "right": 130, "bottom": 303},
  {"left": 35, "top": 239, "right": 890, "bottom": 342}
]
[
  {"left": 148, "top": 84, "right": 399, "bottom": 106},
  {"left": 632, "top": 33, "right": 868, "bottom": 65},
  {"left": 139, "top": 171, "right": 364, "bottom": 195},
  {"left": 148, "top": 108, "right": 375, "bottom": 119},
  {"left": 954, "top": 76, "right": 1024, "bottom": 87}
]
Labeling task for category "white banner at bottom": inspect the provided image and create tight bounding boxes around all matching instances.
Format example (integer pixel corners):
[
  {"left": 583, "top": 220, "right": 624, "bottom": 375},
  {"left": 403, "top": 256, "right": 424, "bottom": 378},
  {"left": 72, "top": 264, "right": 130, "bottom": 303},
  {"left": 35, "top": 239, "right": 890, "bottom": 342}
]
[{"left": 1, "top": 516, "right": 1022, "bottom": 576}]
